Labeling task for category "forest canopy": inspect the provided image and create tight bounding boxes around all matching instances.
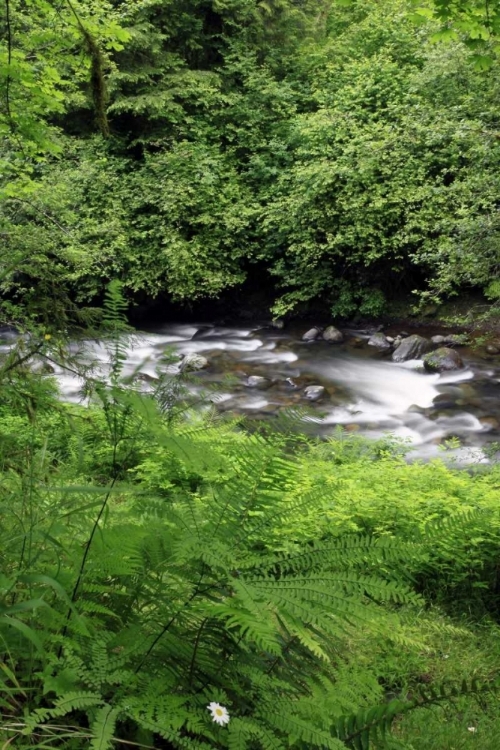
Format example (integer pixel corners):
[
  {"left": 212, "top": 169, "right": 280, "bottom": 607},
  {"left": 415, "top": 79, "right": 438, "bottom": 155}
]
[{"left": 1, "top": 0, "right": 500, "bottom": 322}]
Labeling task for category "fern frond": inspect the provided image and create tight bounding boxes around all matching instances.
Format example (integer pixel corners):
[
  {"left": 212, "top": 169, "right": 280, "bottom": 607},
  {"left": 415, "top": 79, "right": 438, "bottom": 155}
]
[
  {"left": 336, "top": 677, "right": 500, "bottom": 749},
  {"left": 90, "top": 704, "right": 120, "bottom": 750}
]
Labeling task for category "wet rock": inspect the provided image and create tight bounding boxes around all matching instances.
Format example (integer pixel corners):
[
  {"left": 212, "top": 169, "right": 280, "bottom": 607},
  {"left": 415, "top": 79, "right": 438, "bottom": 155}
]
[
  {"left": 303, "top": 385, "right": 325, "bottom": 401},
  {"left": 179, "top": 353, "right": 209, "bottom": 372},
  {"left": 345, "top": 423, "right": 360, "bottom": 432},
  {"left": 31, "top": 359, "right": 55, "bottom": 375},
  {"left": 302, "top": 327, "right": 321, "bottom": 342},
  {"left": 423, "top": 348, "right": 464, "bottom": 373},
  {"left": 431, "top": 335, "right": 446, "bottom": 345},
  {"left": 479, "top": 416, "right": 499, "bottom": 430},
  {"left": 322, "top": 326, "right": 344, "bottom": 343},
  {"left": 442, "top": 333, "right": 469, "bottom": 347},
  {"left": 400, "top": 331, "right": 410, "bottom": 338},
  {"left": 285, "top": 377, "right": 299, "bottom": 389},
  {"left": 348, "top": 337, "right": 364, "bottom": 348},
  {"left": 246, "top": 375, "right": 272, "bottom": 389},
  {"left": 392, "top": 335, "right": 432, "bottom": 362},
  {"left": 136, "top": 372, "right": 157, "bottom": 383},
  {"left": 0, "top": 325, "right": 19, "bottom": 341},
  {"left": 486, "top": 344, "right": 500, "bottom": 355},
  {"left": 385, "top": 336, "right": 395, "bottom": 344},
  {"left": 368, "top": 332, "right": 392, "bottom": 350},
  {"left": 408, "top": 404, "right": 427, "bottom": 414},
  {"left": 392, "top": 336, "right": 402, "bottom": 349},
  {"left": 270, "top": 319, "right": 285, "bottom": 329},
  {"left": 432, "top": 393, "right": 458, "bottom": 409}
]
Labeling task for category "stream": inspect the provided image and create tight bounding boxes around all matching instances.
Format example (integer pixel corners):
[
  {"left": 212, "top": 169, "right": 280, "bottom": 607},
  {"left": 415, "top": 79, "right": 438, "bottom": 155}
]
[{"left": 50, "top": 322, "right": 500, "bottom": 464}]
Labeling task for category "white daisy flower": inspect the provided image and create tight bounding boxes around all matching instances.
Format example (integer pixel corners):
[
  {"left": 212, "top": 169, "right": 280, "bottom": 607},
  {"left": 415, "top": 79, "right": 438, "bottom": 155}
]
[
  {"left": 207, "top": 702, "right": 230, "bottom": 726},
  {"left": 468, "top": 726, "right": 477, "bottom": 733}
]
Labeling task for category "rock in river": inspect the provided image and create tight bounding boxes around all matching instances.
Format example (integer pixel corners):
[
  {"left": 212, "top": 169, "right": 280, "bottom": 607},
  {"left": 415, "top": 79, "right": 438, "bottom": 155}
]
[
  {"left": 304, "top": 385, "right": 325, "bottom": 401},
  {"left": 302, "top": 327, "right": 321, "bottom": 342},
  {"left": 246, "top": 375, "right": 272, "bottom": 389},
  {"left": 423, "top": 348, "right": 464, "bottom": 373},
  {"left": 486, "top": 344, "right": 500, "bottom": 355},
  {"left": 392, "top": 334, "right": 432, "bottom": 362},
  {"left": 179, "top": 353, "right": 209, "bottom": 372},
  {"left": 368, "top": 332, "right": 392, "bottom": 350},
  {"left": 322, "top": 325, "right": 344, "bottom": 343}
]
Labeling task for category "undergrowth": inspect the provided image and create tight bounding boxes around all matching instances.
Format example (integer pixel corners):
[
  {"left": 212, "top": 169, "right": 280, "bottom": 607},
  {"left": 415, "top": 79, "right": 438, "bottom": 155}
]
[{"left": 0, "top": 306, "right": 499, "bottom": 749}]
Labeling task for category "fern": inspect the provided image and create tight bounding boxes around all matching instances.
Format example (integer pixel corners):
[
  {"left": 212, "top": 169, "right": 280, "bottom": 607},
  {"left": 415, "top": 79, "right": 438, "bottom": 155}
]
[
  {"left": 335, "top": 676, "right": 500, "bottom": 749},
  {"left": 90, "top": 704, "right": 120, "bottom": 750}
]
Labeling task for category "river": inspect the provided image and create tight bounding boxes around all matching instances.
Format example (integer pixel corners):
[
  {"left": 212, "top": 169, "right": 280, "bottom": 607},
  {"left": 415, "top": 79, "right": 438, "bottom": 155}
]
[{"left": 52, "top": 322, "right": 500, "bottom": 464}]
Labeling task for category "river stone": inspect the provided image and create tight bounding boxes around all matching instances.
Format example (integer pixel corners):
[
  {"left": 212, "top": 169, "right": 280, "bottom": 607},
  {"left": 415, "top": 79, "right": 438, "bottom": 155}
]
[
  {"left": 303, "top": 385, "right": 325, "bottom": 401},
  {"left": 423, "top": 347, "right": 464, "bottom": 372},
  {"left": 391, "top": 334, "right": 432, "bottom": 362},
  {"left": 31, "top": 359, "right": 55, "bottom": 375},
  {"left": 385, "top": 336, "right": 395, "bottom": 344},
  {"left": 431, "top": 335, "right": 446, "bottom": 345},
  {"left": 432, "top": 393, "right": 458, "bottom": 409},
  {"left": 480, "top": 416, "right": 499, "bottom": 429},
  {"left": 302, "top": 327, "right": 321, "bottom": 342},
  {"left": 285, "top": 377, "right": 299, "bottom": 389},
  {"left": 322, "top": 325, "right": 344, "bottom": 343},
  {"left": 442, "top": 333, "right": 469, "bottom": 347},
  {"left": 246, "top": 375, "right": 272, "bottom": 389},
  {"left": 179, "top": 353, "right": 209, "bottom": 372},
  {"left": 486, "top": 344, "right": 500, "bottom": 355},
  {"left": 368, "top": 332, "right": 392, "bottom": 350}
]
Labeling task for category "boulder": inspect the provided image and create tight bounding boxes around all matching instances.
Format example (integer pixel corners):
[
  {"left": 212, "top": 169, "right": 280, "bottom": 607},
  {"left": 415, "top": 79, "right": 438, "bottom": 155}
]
[
  {"left": 486, "top": 344, "right": 500, "bottom": 355},
  {"left": 392, "top": 336, "right": 402, "bottom": 349},
  {"left": 423, "top": 348, "right": 464, "bottom": 373},
  {"left": 368, "top": 332, "right": 392, "bottom": 350},
  {"left": 431, "top": 335, "right": 446, "bottom": 345},
  {"left": 303, "top": 385, "right": 325, "bottom": 401},
  {"left": 302, "top": 327, "right": 321, "bottom": 342},
  {"left": 442, "top": 333, "right": 469, "bottom": 347},
  {"left": 392, "top": 334, "right": 432, "bottom": 362},
  {"left": 0, "top": 325, "right": 19, "bottom": 342},
  {"left": 322, "top": 326, "right": 344, "bottom": 343},
  {"left": 246, "top": 375, "right": 272, "bottom": 389},
  {"left": 179, "top": 353, "right": 209, "bottom": 372}
]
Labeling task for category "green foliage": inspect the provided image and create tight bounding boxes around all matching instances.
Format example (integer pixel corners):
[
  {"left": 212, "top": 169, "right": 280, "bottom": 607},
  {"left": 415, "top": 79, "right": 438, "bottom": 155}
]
[{"left": 0, "top": 323, "right": 500, "bottom": 748}]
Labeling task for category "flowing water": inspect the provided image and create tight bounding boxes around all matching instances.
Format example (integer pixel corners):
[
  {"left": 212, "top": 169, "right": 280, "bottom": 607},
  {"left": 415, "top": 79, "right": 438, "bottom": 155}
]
[{"left": 49, "top": 323, "right": 500, "bottom": 463}]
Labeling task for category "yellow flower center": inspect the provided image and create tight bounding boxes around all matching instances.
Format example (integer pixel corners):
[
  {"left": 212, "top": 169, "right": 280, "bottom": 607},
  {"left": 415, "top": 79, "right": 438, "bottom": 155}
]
[{"left": 215, "top": 709, "right": 223, "bottom": 716}]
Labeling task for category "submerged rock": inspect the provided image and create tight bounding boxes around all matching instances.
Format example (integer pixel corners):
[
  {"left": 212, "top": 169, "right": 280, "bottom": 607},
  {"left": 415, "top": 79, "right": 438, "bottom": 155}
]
[
  {"left": 303, "top": 385, "right": 325, "bottom": 401},
  {"left": 368, "top": 332, "right": 392, "bottom": 350},
  {"left": 246, "top": 375, "right": 272, "bottom": 389},
  {"left": 302, "top": 327, "right": 321, "bottom": 342},
  {"left": 179, "top": 353, "right": 209, "bottom": 372},
  {"left": 322, "top": 325, "right": 344, "bottom": 343},
  {"left": 486, "top": 344, "right": 500, "bottom": 355},
  {"left": 423, "top": 348, "right": 464, "bottom": 373},
  {"left": 392, "top": 334, "right": 432, "bottom": 362}
]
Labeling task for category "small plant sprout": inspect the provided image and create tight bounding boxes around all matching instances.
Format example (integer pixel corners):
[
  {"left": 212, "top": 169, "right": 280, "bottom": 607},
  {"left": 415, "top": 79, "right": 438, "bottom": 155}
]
[{"left": 208, "top": 702, "right": 230, "bottom": 726}]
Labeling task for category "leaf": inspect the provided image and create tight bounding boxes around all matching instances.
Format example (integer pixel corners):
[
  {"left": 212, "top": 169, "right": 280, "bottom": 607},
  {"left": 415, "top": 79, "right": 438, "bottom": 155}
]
[
  {"left": 90, "top": 704, "right": 120, "bottom": 750},
  {"left": 0, "top": 616, "right": 45, "bottom": 654}
]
